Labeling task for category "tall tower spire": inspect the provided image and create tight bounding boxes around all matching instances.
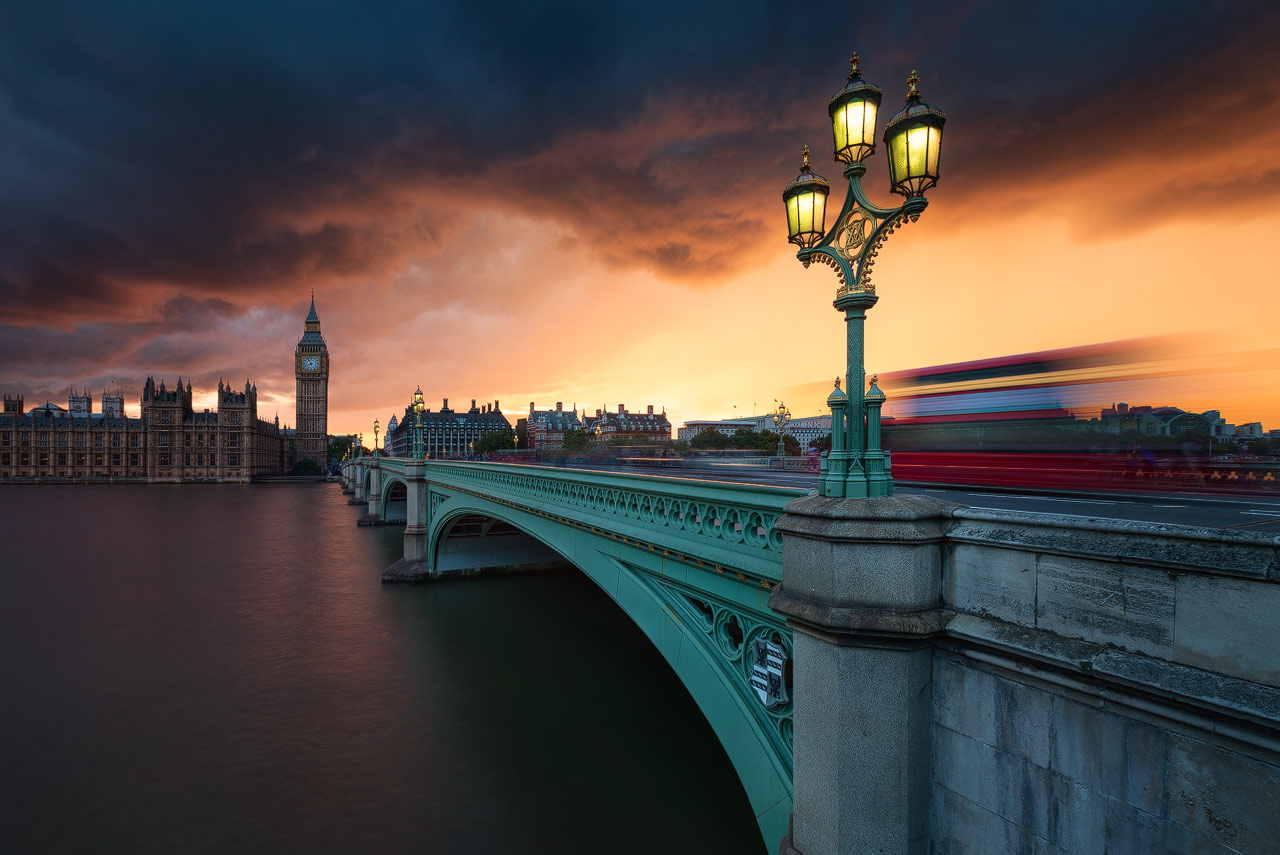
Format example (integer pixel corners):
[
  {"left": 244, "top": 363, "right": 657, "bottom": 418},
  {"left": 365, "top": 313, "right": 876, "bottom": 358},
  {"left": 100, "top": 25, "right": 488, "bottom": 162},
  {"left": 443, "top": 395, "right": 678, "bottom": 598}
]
[{"left": 295, "top": 293, "right": 330, "bottom": 466}]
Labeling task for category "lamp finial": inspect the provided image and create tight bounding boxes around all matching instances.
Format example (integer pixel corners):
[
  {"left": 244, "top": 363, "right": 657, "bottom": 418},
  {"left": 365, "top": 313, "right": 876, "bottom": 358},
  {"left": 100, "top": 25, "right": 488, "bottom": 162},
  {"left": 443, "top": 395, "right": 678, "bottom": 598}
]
[
  {"left": 801, "top": 144, "right": 812, "bottom": 169},
  {"left": 834, "top": 376, "right": 841, "bottom": 390},
  {"left": 849, "top": 52, "right": 860, "bottom": 77},
  {"left": 870, "top": 373, "right": 879, "bottom": 387},
  {"left": 906, "top": 70, "right": 921, "bottom": 102}
]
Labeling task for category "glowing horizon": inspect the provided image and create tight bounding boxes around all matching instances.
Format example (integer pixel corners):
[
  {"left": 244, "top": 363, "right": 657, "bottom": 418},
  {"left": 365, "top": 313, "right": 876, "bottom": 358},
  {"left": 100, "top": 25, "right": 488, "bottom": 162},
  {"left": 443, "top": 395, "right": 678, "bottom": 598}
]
[{"left": 2, "top": 4, "right": 1277, "bottom": 438}]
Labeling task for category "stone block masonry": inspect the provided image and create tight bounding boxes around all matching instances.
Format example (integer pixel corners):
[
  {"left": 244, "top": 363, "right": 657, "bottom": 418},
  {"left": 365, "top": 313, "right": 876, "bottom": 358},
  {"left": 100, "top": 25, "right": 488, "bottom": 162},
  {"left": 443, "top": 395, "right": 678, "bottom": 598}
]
[{"left": 773, "top": 498, "right": 1280, "bottom": 855}]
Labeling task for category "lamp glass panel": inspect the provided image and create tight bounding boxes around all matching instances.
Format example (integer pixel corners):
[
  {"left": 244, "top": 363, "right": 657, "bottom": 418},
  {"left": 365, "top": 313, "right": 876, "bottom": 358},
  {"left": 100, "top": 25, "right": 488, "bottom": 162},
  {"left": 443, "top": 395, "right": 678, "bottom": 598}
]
[
  {"left": 926, "top": 125, "right": 941, "bottom": 176},
  {"left": 862, "top": 101, "right": 878, "bottom": 148},
  {"left": 906, "top": 124, "right": 930, "bottom": 180},
  {"left": 833, "top": 104, "right": 850, "bottom": 154},
  {"left": 797, "top": 190, "right": 822, "bottom": 237},
  {"left": 811, "top": 190, "right": 827, "bottom": 236},
  {"left": 833, "top": 99, "right": 878, "bottom": 161},
  {"left": 888, "top": 129, "right": 909, "bottom": 186},
  {"left": 786, "top": 194, "right": 801, "bottom": 239}
]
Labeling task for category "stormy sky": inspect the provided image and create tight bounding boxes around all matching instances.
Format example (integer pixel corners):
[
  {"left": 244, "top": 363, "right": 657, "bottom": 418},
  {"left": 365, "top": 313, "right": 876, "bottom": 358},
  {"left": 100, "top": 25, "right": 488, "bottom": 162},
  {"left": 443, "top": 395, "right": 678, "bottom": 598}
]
[{"left": 2, "top": 1, "right": 1278, "bottom": 432}]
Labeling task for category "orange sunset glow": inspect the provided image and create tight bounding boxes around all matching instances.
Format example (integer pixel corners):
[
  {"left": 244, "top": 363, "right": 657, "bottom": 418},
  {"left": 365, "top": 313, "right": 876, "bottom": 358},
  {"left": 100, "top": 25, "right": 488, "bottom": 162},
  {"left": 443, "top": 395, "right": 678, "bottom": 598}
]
[{"left": 2, "top": 4, "right": 1277, "bottom": 437}]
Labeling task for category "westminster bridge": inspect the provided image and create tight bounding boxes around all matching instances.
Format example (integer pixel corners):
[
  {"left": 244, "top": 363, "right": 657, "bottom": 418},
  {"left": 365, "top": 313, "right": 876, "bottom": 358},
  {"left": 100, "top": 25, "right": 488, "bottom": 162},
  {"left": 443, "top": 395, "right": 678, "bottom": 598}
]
[{"left": 341, "top": 455, "right": 1280, "bottom": 855}]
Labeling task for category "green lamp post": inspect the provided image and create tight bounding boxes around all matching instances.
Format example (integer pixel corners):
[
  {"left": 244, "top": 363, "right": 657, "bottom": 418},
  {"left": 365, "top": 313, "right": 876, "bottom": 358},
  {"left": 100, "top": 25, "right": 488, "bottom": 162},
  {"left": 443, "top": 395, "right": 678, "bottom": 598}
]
[
  {"left": 771, "top": 401, "right": 792, "bottom": 458},
  {"left": 412, "top": 387, "right": 425, "bottom": 460},
  {"left": 373, "top": 418, "right": 381, "bottom": 457},
  {"left": 783, "top": 54, "right": 946, "bottom": 498}
]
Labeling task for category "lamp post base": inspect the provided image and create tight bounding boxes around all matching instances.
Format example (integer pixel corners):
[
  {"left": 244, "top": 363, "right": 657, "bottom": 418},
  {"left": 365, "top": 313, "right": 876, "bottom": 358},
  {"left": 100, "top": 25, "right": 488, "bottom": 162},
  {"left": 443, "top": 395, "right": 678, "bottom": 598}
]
[{"left": 819, "top": 452, "right": 894, "bottom": 498}]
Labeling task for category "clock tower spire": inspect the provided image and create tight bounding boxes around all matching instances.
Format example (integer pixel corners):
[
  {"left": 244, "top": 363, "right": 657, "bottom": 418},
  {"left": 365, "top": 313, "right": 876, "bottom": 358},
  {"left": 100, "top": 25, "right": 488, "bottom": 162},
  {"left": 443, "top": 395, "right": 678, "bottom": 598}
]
[{"left": 295, "top": 293, "right": 330, "bottom": 466}]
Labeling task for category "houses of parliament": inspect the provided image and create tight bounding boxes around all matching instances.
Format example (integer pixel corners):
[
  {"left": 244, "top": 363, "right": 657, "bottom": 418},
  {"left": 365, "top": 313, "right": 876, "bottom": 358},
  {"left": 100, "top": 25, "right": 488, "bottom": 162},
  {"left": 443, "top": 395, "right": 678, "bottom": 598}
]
[{"left": 0, "top": 297, "right": 330, "bottom": 483}]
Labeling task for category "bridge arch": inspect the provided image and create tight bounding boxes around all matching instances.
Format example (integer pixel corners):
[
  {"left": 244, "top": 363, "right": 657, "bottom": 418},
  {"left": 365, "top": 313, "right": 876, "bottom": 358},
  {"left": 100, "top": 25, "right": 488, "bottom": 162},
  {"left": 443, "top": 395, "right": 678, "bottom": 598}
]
[
  {"left": 426, "top": 493, "right": 793, "bottom": 848},
  {"left": 381, "top": 477, "right": 407, "bottom": 522}
]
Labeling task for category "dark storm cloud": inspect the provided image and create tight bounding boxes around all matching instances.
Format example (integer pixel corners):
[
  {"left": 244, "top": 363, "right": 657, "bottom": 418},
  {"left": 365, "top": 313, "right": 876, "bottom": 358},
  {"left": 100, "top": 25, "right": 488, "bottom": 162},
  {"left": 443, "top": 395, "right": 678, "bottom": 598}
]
[{"left": 0, "top": 0, "right": 1276, "bottom": 331}]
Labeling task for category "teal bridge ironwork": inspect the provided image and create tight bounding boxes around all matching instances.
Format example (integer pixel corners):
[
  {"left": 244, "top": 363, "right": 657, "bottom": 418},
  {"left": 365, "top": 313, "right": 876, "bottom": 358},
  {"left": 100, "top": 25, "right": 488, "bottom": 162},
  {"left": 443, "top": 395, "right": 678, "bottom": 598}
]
[{"left": 342, "top": 455, "right": 808, "bottom": 846}]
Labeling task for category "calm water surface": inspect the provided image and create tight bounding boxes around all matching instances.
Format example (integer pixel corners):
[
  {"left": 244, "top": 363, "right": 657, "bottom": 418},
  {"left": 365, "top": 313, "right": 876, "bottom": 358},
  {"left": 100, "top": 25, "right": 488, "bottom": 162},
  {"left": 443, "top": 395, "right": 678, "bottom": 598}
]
[{"left": 0, "top": 483, "right": 762, "bottom": 854}]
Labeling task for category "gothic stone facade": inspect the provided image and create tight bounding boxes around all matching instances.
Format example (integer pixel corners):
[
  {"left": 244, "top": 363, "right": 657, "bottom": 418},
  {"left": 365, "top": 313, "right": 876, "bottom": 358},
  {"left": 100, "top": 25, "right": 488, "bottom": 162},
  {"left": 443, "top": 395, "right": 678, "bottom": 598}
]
[{"left": 0, "top": 381, "right": 297, "bottom": 482}]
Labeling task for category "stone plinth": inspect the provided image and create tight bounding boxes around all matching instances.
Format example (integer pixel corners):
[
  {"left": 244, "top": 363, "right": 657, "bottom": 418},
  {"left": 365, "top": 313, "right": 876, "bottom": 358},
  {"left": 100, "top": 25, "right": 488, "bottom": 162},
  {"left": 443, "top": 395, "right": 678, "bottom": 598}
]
[{"left": 771, "top": 494, "right": 957, "bottom": 855}]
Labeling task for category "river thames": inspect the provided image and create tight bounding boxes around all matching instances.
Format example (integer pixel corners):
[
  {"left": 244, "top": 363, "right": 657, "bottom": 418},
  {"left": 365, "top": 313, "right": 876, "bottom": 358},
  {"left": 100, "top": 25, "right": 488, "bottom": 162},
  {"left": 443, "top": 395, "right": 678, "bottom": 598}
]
[{"left": 0, "top": 482, "right": 762, "bottom": 853}]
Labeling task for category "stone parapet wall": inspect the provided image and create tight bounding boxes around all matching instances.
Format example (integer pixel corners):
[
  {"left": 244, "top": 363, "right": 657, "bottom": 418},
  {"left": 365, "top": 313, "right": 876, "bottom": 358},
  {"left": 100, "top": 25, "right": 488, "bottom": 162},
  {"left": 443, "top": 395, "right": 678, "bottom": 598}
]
[
  {"left": 772, "top": 495, "right": 1280, "bottom": 855},
  {"left": 934, "top": 510, "right": 1280, "bottom": 854}
]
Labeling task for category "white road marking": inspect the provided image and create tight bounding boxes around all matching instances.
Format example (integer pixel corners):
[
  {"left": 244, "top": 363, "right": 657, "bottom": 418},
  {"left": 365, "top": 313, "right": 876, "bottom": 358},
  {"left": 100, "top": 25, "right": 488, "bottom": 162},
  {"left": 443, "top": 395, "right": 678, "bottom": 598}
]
[
  {"left": 1004, "top": 496, "right": 1131, "bottom": 505},
  {"left": 965, "top": 507, "right": 1122, "bottom": 520}
]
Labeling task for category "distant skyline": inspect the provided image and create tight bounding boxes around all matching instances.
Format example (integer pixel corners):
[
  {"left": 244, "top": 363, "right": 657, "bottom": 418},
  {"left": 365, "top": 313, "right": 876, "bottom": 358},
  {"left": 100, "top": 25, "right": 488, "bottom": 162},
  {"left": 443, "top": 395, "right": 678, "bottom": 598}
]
[{"left": 2, "top": 2, "right": 1278, "bottom": 435}]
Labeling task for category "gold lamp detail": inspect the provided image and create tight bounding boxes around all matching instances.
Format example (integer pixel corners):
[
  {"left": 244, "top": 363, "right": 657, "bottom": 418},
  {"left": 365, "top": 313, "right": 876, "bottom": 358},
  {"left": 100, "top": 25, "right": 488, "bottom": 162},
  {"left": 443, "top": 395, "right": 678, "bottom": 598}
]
[
  {"left": 883, "top": 70, "right": 946, "bottom": 197},
  {"left": 782, "top": 145, "right": 830, "bottom": 248}
]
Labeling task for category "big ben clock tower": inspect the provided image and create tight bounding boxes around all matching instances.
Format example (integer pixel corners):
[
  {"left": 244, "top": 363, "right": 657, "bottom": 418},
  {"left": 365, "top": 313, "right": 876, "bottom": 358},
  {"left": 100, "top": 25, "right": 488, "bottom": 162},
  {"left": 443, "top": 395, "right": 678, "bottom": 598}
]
[{"left": 295, "top": 294, "right": 330, "bottom": 465}]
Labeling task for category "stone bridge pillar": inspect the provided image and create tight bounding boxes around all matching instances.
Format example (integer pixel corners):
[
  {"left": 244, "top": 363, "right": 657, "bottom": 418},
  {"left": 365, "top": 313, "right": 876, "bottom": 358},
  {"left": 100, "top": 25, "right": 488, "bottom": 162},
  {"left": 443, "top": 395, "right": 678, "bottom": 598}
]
[
  {"left": 341, "top": 463, "right": 353, "bottom": 493},
  {"left": 770, "top": 494, "right": 954, "bottom": 855},
  {"left": 384, "top": 460, "right": 432, "bottom": 581},
  {"left": 366, "top": 458, "right": 382, "bottom": 514},
  {"left": 349, "top": 461, "right": 368, "bottom": 505},
  {"left": 403, "top": 461, "right": 429, "bottom": 563}
]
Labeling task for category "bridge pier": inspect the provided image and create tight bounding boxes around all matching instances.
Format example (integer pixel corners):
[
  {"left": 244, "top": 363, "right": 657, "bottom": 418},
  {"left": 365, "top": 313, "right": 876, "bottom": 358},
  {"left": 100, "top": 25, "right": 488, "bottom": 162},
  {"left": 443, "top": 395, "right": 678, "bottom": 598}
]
[
  {"left": 357, "top": 459, "right": 383, "bottom": 523},
  {"left": 348, "top": 460, "right": 369, "bottom": 506},
  {"left": 385, "top": 461, "right": 433, "bottom": 581},
  {"left": 771, "top": 494, "right": 954, "bottom": 855}
]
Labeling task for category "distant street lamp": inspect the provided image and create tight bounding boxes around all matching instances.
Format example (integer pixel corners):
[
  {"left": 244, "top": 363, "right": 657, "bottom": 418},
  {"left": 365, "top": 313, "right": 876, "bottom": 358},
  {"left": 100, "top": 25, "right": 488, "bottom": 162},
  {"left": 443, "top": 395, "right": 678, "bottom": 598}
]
[
  {"left": 772, "top": 401, "right": 792, "bottom": 457},
  {"left": 373, "top": 419, "right": 380, "bottom": 457},
  {"left": 783, "top": 53, "right": 946, "bottom": 498},
  {"left": 357, "top": 433, "right": 363, "bottom": 458},
  {"left": 412, "top": 387, "right": 425, "bottom": 460}
]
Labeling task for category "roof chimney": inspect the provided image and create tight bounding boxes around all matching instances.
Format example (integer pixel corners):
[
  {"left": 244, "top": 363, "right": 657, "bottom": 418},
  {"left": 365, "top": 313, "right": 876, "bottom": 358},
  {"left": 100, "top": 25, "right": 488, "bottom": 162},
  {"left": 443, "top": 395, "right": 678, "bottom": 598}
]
[
  {"left": 556, "top": 401, "right": 562, "bottom": 412},
  {"left": 647, "top": 404, "right": 654, "bottom": 415}
]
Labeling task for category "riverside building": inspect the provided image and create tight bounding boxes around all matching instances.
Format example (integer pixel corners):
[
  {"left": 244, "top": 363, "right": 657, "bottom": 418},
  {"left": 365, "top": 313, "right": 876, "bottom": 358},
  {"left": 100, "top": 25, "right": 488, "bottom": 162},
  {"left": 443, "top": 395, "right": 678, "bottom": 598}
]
[{"left": 386, "top": 398, "right": 512, "bottom": 458}]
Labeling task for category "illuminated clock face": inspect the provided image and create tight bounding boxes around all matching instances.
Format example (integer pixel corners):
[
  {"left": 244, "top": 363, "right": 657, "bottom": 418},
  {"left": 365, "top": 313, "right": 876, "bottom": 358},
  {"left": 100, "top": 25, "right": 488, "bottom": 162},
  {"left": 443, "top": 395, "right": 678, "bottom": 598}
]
[{"left": 302, "top": 356, "right": 320, "bottom": 371}]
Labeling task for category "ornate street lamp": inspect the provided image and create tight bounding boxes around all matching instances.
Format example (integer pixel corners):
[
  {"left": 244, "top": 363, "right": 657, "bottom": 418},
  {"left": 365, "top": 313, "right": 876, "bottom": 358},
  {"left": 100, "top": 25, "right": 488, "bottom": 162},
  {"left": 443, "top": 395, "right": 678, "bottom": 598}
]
[
  {"left": 412, "top": 387, "right": 425, "bottom": 460},
  {"left": 771, "top": 401, "right": 792, "bottom": 458},
  {"left": 782, "top": 146, "right": 830, "bottom": 248},
  {"left": 829, "top": 53, "right": 881, "bottom": 165},
  {"left": 783, "top": 54, "right": 946, "bottom": 498},
  {"left": 884, "top": 71, "right": 946, "bottom": 197},
  {"left": 357, "top": 433, "right": 363, "bottom": 458},
  {"left": 373, "top": 419, "right": 380, "bottom": 457}
]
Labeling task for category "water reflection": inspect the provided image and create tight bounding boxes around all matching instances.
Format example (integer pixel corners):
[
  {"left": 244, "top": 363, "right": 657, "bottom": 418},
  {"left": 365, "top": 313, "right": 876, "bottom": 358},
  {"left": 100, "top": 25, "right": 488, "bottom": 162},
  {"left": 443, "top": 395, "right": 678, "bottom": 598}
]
[{"left": 0, "top": 483, "right": 762, "bottom": 854}]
